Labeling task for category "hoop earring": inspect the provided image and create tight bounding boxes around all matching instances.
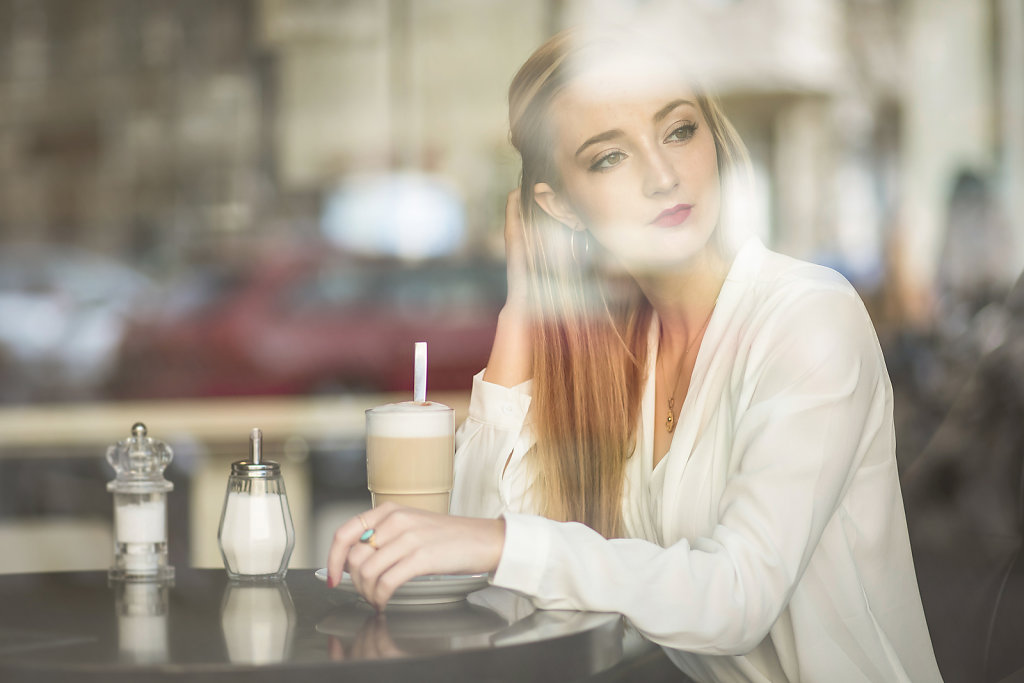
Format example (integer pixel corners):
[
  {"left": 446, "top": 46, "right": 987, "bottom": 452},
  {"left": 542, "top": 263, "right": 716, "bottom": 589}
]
[{"left": 570, "top": 229, "right": 590, "bottom": 265}]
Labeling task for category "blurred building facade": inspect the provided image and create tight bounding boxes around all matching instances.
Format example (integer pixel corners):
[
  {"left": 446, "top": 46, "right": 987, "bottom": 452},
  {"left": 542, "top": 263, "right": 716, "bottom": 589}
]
[
  {"left": 0, "top": 0, "right": 1020, "bottom": 318},
  {"left": 0, "top": 0, "right": 274, "bottom": 264}
]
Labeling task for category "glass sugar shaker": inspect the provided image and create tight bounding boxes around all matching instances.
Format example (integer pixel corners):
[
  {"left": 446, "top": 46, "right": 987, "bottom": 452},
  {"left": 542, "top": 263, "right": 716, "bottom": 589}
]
[
  {"left": 106, "top": 422, "right": 175, "bottom": 581},
  {"left": 217, "top": 428, "right": 295, "bottom": 581}
]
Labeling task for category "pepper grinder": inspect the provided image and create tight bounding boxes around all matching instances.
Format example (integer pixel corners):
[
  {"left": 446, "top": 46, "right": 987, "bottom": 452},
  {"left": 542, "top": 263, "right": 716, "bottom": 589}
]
[
  {"left": 217, "top": 428, "right": 295, "bottom": 581},
  {"left": 106, "top": 422, "right": 174, "bottom": 581}
]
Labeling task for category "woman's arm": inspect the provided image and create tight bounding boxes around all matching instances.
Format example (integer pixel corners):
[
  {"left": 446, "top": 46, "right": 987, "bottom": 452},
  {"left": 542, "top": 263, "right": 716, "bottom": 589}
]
[
  {"left": 450, "top": 370, "right": 534, "bottom": 519},
  {"left": 483, "top": 189, "right": 533, "bottom": 388},
  {"left": 451, "top": 188, "right": 538, "bottom": 518}
]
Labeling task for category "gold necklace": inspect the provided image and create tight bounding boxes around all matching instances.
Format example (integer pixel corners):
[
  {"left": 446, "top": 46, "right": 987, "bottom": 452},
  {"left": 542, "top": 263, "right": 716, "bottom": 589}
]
[{"left": 658, "top": 303, "right": 716, "bottom": 433}]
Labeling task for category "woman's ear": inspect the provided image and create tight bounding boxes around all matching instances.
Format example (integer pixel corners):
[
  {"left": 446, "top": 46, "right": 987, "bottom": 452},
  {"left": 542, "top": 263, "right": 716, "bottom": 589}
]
[{"left": 533, "top": 183, "right": 582, "bottom": 230}]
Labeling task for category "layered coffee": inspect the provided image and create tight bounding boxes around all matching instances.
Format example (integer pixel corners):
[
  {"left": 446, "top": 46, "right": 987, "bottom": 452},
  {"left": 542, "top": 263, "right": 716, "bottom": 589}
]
[{"left": 365, "top": 401, "right": 454, "bottom": 514}]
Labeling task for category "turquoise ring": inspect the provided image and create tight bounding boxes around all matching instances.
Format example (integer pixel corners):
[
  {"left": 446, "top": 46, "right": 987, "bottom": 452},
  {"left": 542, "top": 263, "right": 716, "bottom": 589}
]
[{"left": 359, "top": 529, "right": 378, "bottom": 548}]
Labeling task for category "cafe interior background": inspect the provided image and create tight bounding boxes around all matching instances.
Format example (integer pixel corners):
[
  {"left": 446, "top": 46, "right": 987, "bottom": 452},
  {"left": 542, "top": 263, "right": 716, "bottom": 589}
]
[{"left": 0, "top": 0, "right": 1021, "bottom": 602}]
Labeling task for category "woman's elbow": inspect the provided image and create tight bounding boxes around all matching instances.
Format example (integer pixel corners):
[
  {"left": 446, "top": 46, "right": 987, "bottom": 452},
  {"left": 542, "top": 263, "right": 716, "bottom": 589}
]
[
  {"left": 653, "top": 575, "right": 787, "bottom": 655},
  {"left": 644, "top": 604, "right": 779, "bottom": 656}
]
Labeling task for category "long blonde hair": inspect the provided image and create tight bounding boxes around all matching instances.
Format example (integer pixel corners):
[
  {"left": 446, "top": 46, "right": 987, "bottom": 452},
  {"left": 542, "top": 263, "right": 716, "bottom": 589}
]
[{"left": 508, "top": 27, "right": 752, "bottom": 538}]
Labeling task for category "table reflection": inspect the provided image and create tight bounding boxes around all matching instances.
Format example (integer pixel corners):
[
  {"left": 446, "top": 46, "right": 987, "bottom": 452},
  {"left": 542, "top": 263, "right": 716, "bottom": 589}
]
[
  {"left": 319, "top": 599, "right": 510, "bottom": 660},
  {"left": 316, "top": 587, "right": 622, "bottom": 664},
  {"left": 113, "top": 579, "right": 171, "bottom": 664},
  {"left": 0, "top": 570, "right": 624, "bottom": 682},
  {"left": 220, "top": 581, "right": 296, "bottom": 664}
]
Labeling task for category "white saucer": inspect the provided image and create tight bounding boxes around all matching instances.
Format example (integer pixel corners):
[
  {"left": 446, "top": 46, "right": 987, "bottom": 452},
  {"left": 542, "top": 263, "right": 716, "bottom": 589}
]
[{"left": 315, "top": 568, "right": 490, "bottom": 605}]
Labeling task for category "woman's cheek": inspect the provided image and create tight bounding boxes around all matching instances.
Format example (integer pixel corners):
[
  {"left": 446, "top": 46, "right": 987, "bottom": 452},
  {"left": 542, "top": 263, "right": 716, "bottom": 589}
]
[{"left": 577, "top": 187, "right": 630, "bottom": 230}]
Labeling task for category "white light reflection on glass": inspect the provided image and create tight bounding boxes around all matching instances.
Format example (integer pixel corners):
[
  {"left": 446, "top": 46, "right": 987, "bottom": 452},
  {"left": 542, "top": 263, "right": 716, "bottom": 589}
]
[{"left": 321, "top": 172, "right": 465, "bottom": 260}]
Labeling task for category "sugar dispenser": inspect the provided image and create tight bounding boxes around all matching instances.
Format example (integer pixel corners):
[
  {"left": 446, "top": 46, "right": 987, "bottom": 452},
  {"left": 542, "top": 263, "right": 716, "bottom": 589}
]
[{"left": 217, "top": 428, "right": 295, "bottom": 581}]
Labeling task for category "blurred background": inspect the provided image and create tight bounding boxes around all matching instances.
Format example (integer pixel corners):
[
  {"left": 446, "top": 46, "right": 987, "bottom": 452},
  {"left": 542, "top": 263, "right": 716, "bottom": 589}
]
[{"left": 0, "top": 0, "right": 1021, "bottom": 645}]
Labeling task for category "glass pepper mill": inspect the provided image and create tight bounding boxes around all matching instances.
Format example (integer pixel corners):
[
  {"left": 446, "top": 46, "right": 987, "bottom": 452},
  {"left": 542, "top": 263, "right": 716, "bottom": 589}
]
[
  {"left": 217, "top": 428, "right": 295, "bottom": 581},
  {"left": 106, "top": 422, "right": 174, "bottom": 581}
]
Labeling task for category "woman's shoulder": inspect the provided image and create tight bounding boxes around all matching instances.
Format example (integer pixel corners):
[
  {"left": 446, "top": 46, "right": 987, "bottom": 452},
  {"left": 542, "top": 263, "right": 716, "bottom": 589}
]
[
  {"left": 733, "top": 242, "right": 877, "bottom": 356},
  {"left": 752, "top": 245, "right": 857, "bottom": 300},
  {"left": 727, "top": 237, "right": 860, "bottom": 309}
]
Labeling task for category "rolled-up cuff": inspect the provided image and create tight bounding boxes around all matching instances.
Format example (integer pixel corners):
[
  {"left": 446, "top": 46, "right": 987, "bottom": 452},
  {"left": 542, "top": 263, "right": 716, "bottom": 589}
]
[{"left": 468, "top": 370, "right": 533, "bottom": 430}]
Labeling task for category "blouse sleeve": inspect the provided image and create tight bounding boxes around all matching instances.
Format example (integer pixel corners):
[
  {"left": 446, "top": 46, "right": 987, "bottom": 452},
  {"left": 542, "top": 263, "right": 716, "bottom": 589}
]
[
  {"left": 491, "top": 285, "right": 891, "bottom": 655},
  {"left": 451, "top": 370, "right": 536, "bottom": 519}
]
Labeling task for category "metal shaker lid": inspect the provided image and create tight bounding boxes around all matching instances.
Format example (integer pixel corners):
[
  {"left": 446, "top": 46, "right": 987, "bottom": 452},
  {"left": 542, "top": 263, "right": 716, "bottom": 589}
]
[{"left": 231, "top": 428, "right": 281, "bottom": 477}]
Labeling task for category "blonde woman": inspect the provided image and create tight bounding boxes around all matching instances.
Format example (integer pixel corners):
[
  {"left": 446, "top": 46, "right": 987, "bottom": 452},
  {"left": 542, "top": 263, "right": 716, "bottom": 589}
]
[{"left": 328, "top": 27, "right": 942, "bottom": 682}]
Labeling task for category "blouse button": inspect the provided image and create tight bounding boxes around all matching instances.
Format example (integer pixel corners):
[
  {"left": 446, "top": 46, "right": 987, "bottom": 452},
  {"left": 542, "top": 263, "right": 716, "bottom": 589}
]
[{"left": 501, "top": 404, "right": 514, "bottom": 415}]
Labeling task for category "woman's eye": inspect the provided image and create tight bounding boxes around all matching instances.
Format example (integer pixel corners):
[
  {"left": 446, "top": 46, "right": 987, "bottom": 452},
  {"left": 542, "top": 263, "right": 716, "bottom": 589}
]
[
  {"left": 666, "top": 123, "right": 697, "bottom": 142},
  {"left": 590, "top": 151, "right": 625, "bottom": 171}
]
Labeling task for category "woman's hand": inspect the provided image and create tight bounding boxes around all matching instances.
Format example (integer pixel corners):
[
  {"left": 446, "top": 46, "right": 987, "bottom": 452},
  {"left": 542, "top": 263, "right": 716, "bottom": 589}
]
[{"left": 326, "top": 503, "right": 506, "bottom": 611}]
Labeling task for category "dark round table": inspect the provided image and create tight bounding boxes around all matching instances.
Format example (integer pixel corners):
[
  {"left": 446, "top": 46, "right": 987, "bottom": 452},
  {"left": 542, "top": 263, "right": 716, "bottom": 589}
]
[{"left": 0, "top": 568, "right": 632, "bottom": 682}]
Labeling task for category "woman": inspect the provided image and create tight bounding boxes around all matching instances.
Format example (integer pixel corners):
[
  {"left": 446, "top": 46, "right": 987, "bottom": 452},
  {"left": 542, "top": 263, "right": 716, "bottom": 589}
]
[{"left": 328, "top": 27, "right": 942, "bottom": 682}]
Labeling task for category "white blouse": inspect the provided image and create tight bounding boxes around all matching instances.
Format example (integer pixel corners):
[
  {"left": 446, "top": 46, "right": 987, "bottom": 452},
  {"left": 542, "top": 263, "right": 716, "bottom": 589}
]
[{"left": 451, "top": 238, "right": 943, "bottom": 683}]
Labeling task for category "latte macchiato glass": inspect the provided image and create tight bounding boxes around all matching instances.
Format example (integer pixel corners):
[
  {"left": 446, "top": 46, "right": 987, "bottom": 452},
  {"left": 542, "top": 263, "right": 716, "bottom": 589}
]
[{"left": 365, "top": 401, "right": 454, "bottom": 514}]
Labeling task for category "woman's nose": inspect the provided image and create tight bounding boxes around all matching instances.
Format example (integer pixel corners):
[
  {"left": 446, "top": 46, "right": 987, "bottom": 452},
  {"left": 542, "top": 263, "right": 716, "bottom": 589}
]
[{"left": 641, "top": 148, "right": 679, "bottom": 197}]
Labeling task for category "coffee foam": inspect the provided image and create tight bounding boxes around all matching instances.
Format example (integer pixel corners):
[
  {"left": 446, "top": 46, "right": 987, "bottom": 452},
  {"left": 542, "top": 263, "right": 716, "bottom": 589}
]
[{"left": 365, "top": 401, "right": 453, "bottom": 438}]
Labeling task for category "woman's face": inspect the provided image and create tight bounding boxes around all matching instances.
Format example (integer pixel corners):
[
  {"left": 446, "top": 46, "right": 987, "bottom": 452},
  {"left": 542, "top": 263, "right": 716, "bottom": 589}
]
[{"left": 538, "top": 56, "right": 721, "bottom": 273}]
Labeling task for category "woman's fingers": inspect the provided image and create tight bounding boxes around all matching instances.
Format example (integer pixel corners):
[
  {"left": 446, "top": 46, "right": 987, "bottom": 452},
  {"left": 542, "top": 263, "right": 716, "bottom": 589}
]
[
  {"left": 359, "top": 514, "right": 507, "bottom": 608},
  {"left": 367, "top": 555, "right": 424, "bottom": 610},
  {"left": 328, "top": 506, "right": 507, "bottom": 610},
  {"left": 356, "top": 526, "right": 434, "bottom": 609},
  {"left": 349, "top": 510, "right": 435, "bottom": 607},
  {"left": 325, "top": 503, "right": 400, "bottom": 587},
  {"left": 328, "top": 503, "right": 429, "bottom": 600},
  {"left": 345, "top": 543, "right": 381, "bottom": 597},
  {"left": 325, "top": 516, "right": 362, "bottom": 587}
]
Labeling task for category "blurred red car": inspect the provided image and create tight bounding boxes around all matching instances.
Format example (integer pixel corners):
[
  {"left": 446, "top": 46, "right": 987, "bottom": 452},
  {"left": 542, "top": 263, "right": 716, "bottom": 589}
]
[{"left": 109, "top": 248, "right": 506, "bottom": 399}]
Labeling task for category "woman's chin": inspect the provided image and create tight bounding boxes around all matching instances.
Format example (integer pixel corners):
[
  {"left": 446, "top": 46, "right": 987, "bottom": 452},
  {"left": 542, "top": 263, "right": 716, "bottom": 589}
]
[{"left": 604, "top": 233, "right": 715, "bottom": 276}]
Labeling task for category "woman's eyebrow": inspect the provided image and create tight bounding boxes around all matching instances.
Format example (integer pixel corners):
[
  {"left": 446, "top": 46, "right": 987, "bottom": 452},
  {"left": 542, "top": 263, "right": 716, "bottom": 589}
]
[
  {"left": 575, "top": 129, "right": 624, "bottom": 158},
  {"left": 654, "top": 98, "right": 696, "bottom": 122},
  {"left": 574, "top": 99, "right": 698, "bottom": 159}
]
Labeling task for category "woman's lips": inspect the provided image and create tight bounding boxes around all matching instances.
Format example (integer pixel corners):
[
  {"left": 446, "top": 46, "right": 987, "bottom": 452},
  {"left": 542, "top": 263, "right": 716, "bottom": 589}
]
[{"left": 651, "top": 204, "right": 693, "bottom": 227}]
